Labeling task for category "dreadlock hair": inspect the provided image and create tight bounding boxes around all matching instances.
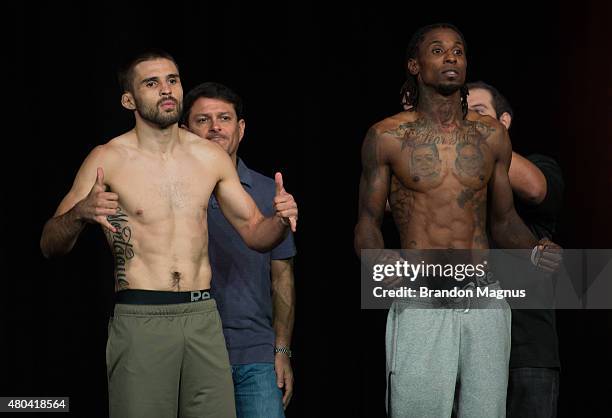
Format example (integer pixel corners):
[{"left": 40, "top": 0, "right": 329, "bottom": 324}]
[
  {"left": 400, "top": 23, "right": 469, "bottom": 118},
  {"left": 466, "top": 81, "right": 513, "bottom": 119}
]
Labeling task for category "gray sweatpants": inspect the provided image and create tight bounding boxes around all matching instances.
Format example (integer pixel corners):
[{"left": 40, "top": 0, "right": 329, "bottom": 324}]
[{"left": 385, "top": 282, "right": 511, "bottom": 418}]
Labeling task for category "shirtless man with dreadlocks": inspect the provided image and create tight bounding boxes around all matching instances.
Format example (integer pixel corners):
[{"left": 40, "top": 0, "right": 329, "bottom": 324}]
[{"left": 354, "top": 24, "right": 562, "bottom": 417}]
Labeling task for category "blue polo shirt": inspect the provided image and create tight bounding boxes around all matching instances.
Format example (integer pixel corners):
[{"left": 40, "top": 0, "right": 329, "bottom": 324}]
[{"left": 208, "top": 158, "right": 296, "bottom": 365}]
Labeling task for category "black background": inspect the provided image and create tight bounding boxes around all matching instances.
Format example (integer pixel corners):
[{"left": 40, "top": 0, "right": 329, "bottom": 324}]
[{"left": 3, "top": 1, "right": 612, "bottom": 417}]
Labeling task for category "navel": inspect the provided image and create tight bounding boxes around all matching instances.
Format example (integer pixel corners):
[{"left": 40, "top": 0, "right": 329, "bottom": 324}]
[{"left": 171, "top": 271, "right": 182, "bottom": 289}]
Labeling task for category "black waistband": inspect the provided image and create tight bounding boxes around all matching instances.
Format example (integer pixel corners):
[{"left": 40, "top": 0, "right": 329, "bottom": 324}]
[{"left": 115, "top": 289, "right": 212, "bottom": 305}]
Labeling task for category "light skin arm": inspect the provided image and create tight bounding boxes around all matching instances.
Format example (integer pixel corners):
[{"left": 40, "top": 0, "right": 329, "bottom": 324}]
[
  {"left": 509, "top": 151, "right": 547, "bottom": 205},
  {"left": 271, "top": 258, "right": 295, "bottom": 409},
  {"left": 214, "top": 151, "right": 297, "bottom": 253},
  {"left": 40, "top": 146, "right": 119, "bottom": 258}
]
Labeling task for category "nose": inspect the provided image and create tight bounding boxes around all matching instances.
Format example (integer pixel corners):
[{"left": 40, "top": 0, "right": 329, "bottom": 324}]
[
  {"left": 444, "top": 51, "right": 457, "bottom": 64},
  {"left": 210, "top": 118, "right": 221, "bottom": 132},
  {"left": 160, "top": 81, "right": 172, "bottom": 96}
]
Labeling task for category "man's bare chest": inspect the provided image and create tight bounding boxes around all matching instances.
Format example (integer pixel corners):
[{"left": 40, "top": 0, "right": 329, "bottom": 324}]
[
  {"left": 105, "top": 159, "right": 216, "bottom": 221},
  {"left": 385, "top": 120, "right": 496, "bottom": 191}
]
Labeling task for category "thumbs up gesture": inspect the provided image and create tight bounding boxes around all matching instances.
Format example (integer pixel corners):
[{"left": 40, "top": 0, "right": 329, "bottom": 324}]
[
  {"left": 274, "top": 172, "right": 298, "bottom": 232},
  {"left": 75, "top": 167, "right": 120, "bottom": 232}
]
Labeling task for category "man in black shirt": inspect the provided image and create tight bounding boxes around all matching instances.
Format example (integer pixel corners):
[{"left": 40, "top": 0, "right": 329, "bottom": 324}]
[{"left": 467, "top": 81, "right": 563, "bottom": 418}]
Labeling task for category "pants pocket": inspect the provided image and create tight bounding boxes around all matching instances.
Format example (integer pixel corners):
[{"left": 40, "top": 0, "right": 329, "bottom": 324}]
[{"left": 105, "top": 317, "right": 114, "bottom": 372}]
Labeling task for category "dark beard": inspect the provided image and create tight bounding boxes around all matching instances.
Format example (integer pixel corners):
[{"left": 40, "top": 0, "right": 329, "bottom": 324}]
[
  {"left": 436, "top": 82, "right": 462, "bottom": 96},
  {"left": 136, "top": 99, "right": 182, "bottom": 129}
]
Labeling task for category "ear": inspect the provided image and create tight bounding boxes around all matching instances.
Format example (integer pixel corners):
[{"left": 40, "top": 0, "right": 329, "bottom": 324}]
[
  {"left": 121, "top": 92, "right": 136, "bottom": 110},
  {"left": 407, "top": 58, "right": 419, "bottom": 76},
  {"left": 238, "top": 119, "right": 246, "bottom": 143},
  {"left": 499, "top": 112, "right": 512, "bottom": 130}
]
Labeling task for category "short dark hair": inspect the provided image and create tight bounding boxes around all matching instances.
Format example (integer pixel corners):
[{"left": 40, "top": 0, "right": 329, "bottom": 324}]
[
  {"left": 466, "top": 81, "right": 514, "bottom": 119},
  {"left": 400, "top": 23, "right": 469, "bottom": 117},
  {"left": 117, "top": 49, "right": 178, "bottom": 94},
  {"left": 180, "top": 82, "right": 244, "bottom": 126}
]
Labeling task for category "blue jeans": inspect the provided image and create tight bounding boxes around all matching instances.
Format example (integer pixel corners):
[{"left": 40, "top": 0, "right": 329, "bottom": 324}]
[
  {"left": 232, "top": 363, "right": 284, "bottom": 418},
  {"left": 507, "top": 367, "right": 559, "bottom": 418}
]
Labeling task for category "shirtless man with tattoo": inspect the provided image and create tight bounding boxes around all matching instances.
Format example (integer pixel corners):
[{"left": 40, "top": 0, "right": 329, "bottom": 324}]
[
  {"left": 354, "top": 24, "right": 561, "bottom": 417},
  {"left": 40, "top": 50, "right": 298, "bottom": 418}
]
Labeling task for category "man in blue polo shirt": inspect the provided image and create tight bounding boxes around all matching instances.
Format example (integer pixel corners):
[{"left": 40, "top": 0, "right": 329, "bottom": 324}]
[{"left": 180, "top": 82, "right": 296, "bottom": 418}]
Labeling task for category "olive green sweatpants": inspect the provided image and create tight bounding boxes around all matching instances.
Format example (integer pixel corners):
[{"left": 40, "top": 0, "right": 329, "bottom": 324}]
[{"left": 106, "top": 299, "right": 236, "bottom": 418}]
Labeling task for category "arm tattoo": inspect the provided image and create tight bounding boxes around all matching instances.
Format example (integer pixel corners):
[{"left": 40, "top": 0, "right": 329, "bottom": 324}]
[{"left": 361, "top": 128, "right": 387, "bottom": 208}]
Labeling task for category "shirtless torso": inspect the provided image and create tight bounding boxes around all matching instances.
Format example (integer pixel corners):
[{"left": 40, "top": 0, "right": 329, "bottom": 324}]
[
  {"left": 95, "top": 130, "right": 225, "bottom": 291},
  {"left": 368, "top": 109, "right": 501, "bottom": 251},
  {"left": 46, "top": 127, "right": 278, "bottom": 291},
  {"left": 354, "top": 99, "right": 527, "bottom": 262},
  {"left": 40, "top": 56, "right": 297, "bottom": 292},
  {"left": 354, "top": 26, "right": 548, "bottom": 259}
]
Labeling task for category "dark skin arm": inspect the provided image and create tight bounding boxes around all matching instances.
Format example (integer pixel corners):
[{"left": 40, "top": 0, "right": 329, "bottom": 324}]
[
  {"left": 354, "top": 127, "right": 391, "bottom": 254},
  {"left": 486, "top": 123, "right": 562, "bottom": 271},
  {"left": 354, "top": 126, "right": 406, "bottom": 285},
  {"left": 487, "top": 126, "right": 539, "bottom": 249}
]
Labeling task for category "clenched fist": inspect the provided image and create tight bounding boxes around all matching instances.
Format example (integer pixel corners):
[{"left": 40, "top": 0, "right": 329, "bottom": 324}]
[{"left": 531, "top": 238, "right": 563, "bottom": 273}]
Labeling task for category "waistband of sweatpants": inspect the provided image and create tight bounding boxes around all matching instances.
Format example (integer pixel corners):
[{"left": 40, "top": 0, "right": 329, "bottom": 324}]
[
  {"left": 115, "top": 288, "right": 212, "bottom": 305},
  {"left": 113, "top": 291, "right": 217, "bottom": 316}
]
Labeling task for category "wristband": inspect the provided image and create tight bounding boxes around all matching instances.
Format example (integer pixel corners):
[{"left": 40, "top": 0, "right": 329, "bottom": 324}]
[{"left": 274, "top": 346, "right": 292, "bottom": 358}]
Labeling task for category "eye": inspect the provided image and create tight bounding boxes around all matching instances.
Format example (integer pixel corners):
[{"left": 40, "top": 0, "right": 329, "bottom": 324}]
[
  {"left": 432, "top": 48, "right": 443, "bottom": 54},
  {"left": 196, "top": 117, "right": 209, "bottom": 124},
  {"left": 221, "top": 115, "right": 231, "bottom": 121},
  {"left": 453, "top": 49, "right": 463, "bottom": 56},
  {"left": 145, "top": 80, "right": 157, "bottom": 88}
]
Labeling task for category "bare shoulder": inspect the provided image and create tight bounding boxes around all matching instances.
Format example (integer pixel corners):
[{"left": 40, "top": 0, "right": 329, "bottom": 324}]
[
  {"left": 180, "top": 128, "right": 233, "bottom": 177},
  {"left": 181, "top": 129, "right": 226, "bottom": 159},
  {"left": 87, "top": 131, "right": 135, "bottom": 168},
  {"left": 466, "top": 111, "right": 506, "bottom": 138},
  {"left": 374, "top": 111, "right": 419, "bottom": 137},
  {"left": 363, "top": 111, "right": 417, "bottom": 152},
  {"left": 80, "top": 132, "right": 132, "bottom": 166},
  {"left": 466, "top": 111, "right": 511, "bottom": 162},
  {"left": 467, "top": 110, "right": 509, "bottom": 145}
]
